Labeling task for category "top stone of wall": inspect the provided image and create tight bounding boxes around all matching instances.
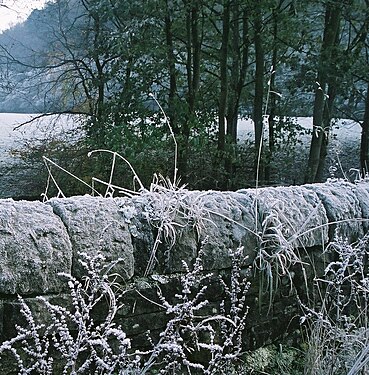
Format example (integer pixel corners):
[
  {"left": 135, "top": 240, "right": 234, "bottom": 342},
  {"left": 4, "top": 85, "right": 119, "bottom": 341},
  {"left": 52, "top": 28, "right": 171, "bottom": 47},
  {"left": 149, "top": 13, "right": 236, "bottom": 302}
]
[{"left": 0, "top": 180, "right": 368, "bottom": 296}]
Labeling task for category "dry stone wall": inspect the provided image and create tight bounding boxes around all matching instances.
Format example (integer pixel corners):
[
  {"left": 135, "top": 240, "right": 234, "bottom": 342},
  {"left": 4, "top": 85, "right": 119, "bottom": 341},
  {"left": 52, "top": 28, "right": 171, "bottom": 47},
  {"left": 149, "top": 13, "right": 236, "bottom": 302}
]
[{"left": 0, "top": 180, "right": 369, "bottom": 368}]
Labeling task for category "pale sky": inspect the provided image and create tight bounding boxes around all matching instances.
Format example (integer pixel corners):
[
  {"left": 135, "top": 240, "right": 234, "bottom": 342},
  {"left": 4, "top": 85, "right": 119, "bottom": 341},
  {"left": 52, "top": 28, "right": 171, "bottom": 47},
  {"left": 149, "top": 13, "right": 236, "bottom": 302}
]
[{"left": 0, "top": 0, "right": 48, "bottom": 32}]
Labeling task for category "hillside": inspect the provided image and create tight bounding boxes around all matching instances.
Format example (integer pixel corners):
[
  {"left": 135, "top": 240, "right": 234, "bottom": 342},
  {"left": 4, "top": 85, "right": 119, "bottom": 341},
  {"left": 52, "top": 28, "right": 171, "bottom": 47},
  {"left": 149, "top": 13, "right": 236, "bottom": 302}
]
[{"left": 0, "top": 0, "right": 82, "bottom": 113}]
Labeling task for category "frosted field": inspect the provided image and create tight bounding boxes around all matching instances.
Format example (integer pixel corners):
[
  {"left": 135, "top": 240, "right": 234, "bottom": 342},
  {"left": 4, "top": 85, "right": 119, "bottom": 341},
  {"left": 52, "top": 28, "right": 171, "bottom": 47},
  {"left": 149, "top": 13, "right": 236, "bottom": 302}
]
[
  {"left": 0, "top": 113, "right": 81, "bottom": 165},
  {"left": 0, "top": 113, "right": 361, "bottom": 146},
  {"left": 0, "top": 113, "right": 80, "bottom": 145},
  {"left": 0, "top": 112, "right": 362, "bottom": 163},
  {"left": 0, "top": 113, "right": 363, "bottom": 195},
  {"left": 237, "top": 116, "right": 362, "bottom": 182},
  {"left": 0, "top": 113, "right": 34, "bottom": 154},
  {"left": 237, "top": 116, "right": 362, "bottom": 144},
  {"left": 0, "top": 113, "right": 362, "bottom": 160},
  {"left": 0, "top": 113, "right": 82, "bottom": 198}
]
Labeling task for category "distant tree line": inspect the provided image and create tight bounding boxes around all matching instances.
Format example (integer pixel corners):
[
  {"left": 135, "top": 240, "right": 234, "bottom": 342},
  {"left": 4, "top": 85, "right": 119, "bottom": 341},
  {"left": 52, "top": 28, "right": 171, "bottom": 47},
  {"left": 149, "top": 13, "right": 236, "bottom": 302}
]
[{"left": 0, "top": 0, "right": 368, "bottom": 192}]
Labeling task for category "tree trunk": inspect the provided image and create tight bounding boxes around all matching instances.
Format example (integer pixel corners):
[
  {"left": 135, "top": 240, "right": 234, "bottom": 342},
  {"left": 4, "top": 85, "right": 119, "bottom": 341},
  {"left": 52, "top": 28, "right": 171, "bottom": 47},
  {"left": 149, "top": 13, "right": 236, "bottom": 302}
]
[
  {"left": 164, "top": 0, "right": 178, "bottom": 134},
  {"left": 226, "top": 5, "right": 249, "bottom": 137},
  {"left": 253, "top": 6, "right": 264, "bottom": 182},
  {"left": 315, "top": 3, "right": 342, "bottom": 182},
  {"left": 88, "top": 10, "right": 107, "bottom": 148},
  {"left": 360, "top": 83, "right": 369, "bottom": 176},
  {"left": 316, "top": 79, "right": 337, "bottom": 181},
  {"left": 226, "top": 2, "right": 242, "bottom": 144},
  {"left": 180, "top": 0, "right": 201, "bottom": 181},
  {"left": 265, "top": 7, "right": 278, "bottom": 184},
  {"left": 305, "top": 2, "right": 341, "bottom": 183},
  {"left": 224, "top": 6, "right": 249, "bottom": 186},
  {"left": 218, "top": 1, "right": 230, "bottom": 152}
]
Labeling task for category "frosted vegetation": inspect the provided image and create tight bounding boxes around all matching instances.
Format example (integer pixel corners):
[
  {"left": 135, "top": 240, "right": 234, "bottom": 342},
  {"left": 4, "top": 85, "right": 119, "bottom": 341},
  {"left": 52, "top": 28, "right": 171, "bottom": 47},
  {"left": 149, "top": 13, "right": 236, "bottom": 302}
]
[
  {"left": 0, "top": 248, "right": 250, "bottom": 374},
  {"left": 1, "top": 210, "right": 369, "bottom": 374}
]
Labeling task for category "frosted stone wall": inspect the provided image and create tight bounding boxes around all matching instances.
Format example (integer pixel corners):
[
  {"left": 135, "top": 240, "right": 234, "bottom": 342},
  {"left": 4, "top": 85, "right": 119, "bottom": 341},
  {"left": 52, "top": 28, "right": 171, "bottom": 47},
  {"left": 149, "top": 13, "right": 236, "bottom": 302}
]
[{"left": 0, "top": 180, "right": 368, "bottom": 366}]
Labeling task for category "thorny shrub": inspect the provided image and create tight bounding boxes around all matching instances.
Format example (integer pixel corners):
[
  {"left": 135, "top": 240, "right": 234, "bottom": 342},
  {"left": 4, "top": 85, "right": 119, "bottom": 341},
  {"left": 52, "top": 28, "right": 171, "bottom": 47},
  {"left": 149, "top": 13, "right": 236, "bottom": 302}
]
[{"left": 0, "top": 248, "right": 250, "bottom": 374}]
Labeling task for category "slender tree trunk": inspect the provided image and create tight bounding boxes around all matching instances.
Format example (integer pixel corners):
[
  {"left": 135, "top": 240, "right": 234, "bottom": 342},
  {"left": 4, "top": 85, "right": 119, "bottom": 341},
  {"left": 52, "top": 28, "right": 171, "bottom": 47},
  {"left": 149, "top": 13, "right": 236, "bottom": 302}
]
[
  {"left": 227, "top": 4, "right": 250, "bottom": 135},
  {"left": 220, "top": 4, "right": 249, "bottom": 188},
  {"left": 316, "top": 79, "right": 337, "bottom": 181},
  {"left": 191, "top": 3, "right": 201, "bottom": 103},
  {"left": 164, "top": 0, "right": 178, "bottom": 134},
  {"left": 226, "top": 11, "right": 249, "bottom": 142},
  {"left": 305, "top": 3, "right": 341, "bottom": 183},
  {"left": 316, "top": 8, "right": 341, "bottom": 182},
  {"left": 89, "top": 11, "right": 107, "bottom": 147},
  {"left": 265, "top": 8, "right": 278, "bottom": 184},
  {"left": 218, "top": 1, "right": 230, "bottom": 152},
  {"left": 360, "top": 83, "right": 369, "bottom": 176},
  {"left": 180, "top": 0, "right": 201, "bottom": 181},
  {"left": 95, "top": 62, "right": 105, "bottom": 134},
  {"left": 253, "top": 6, "right": 264, "bottom": 181},
  {"left": 226, "top": 1, "right": 241, "bottom": 144}
]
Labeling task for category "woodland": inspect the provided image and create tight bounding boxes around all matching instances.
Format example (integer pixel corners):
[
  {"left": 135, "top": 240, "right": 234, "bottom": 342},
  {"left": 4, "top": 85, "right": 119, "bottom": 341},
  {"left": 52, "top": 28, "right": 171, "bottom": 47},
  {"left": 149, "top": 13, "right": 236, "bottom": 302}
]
[{"left": 0, "top": 0, "right": 368, "bottom": 192}]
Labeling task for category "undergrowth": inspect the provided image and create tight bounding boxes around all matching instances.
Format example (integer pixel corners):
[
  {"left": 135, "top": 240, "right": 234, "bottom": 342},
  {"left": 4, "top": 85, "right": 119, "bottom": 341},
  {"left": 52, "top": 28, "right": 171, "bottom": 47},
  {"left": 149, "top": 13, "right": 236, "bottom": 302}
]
[{"left": 0, "top": 249, "right": 251, "bottom": 374}]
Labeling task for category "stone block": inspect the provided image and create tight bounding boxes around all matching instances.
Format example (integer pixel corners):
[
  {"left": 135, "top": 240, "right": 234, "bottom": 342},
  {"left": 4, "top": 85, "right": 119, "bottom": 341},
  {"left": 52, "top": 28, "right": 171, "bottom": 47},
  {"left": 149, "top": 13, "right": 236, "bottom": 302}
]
[
  {"left": 306, "top": 181, "right": 364, "bottom": 241},
  {"left": 47, "top": 195, "right": 135, "bottom": 280},
  {"left": 199, "top": 191, "right": 258, "bottom": 270},
  {"left": 354, "top": 181, "right": 369, "bottom": 232},
  {"left": 240, "top": 185, "right": 330, "bottom": 249},
  {"left": 122, "top": 190, "right": 258, "bottom": 274},
  {"left": 0, "top": 200, "right": 72, "bottom": 295}
]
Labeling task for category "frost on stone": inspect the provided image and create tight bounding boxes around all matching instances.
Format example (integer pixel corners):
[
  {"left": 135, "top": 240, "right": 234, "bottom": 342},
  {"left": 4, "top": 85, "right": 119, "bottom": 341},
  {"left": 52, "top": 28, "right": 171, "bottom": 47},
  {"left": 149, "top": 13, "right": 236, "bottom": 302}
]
[
  {"left": 306, "top": 181, "right": 364, "bottom": 241},
  {"left": 46, "top": 195, "right": 135, "bottom": 281},
  {"left": 198, "top": 191, "right": 257, "bottom": 270},
  {"left": 120, "top": 202, "right": 137, "bottom": 224},
  {"left": 125, "top": 188, "right": 258, "bottom": 274},
  {"left": 0, "top": 200, "right": 72, "bottom": 295},
  {"left": 245, "top": 185, "right": 329, "bottom": 249},
  {"left": 354, "top": 181, "right": 369, "bottom": 232}
]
